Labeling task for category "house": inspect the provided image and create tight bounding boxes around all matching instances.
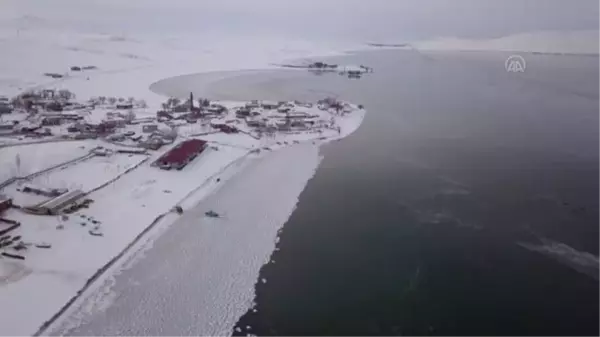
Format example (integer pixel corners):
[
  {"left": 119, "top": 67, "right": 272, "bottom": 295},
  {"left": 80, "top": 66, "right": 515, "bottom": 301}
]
[
  {"left": 246, "top": 117, "right": 266, "bottom": 128},
  {"left": 42, "top": 116, "right": 63, "bottom": 126},
  {"left": 41, "top": 89, "right": 56, "bottom": 99},
  {"left": 0, "top": 122, "right": 15, "bottom": 131},
  {"left": 206, "top": 104, "right": 226, "bottom": 115},
  {"left": 107, "top": 133, "right": 126, "bottom": 142},
  {"left": 129, "top": 117, "right": 155, "bottom": 125},
  {"left": 290, "top": 120, "right": 307, "bottom": 128},
  {"left": 33, "top": 128, "right": 52, "bottom": 137},
  {"left": 245, "top": 100, "right": 260, "bottom": 109},
  {"left": 116, "top": 103, "right": 134, "bottom": 110},
  {"left": 277, "top": 124, "right": 291, "bottom": 131},
  {"left": 212, "top": 124, "right": 238, "bottom": 134},
  {"left": 92, "top": 147, "right": 111, "bottom": 156},
  {"left": 157, "top": 110, "right": 174, "bottom": 120},
  {"left": 0, "top": 197, "right": 12, "bottom": 214},
  {"left": 236, "top": 107, "right": 251, "bottom": 117},
  {"left": 260, "top": 101, "right": 280, "bottom": 109},
  {"left": 44, "top": 73, "right": 63, "bottom": 79},
  {"left": 87, "top": 122, "right": 116, "bottom": 135},
  {"left": 16, "top": 122, "right": 41, "bottom": 133},
  {"left": 103, "top": 118, "right": 127, "bottom": 128},
  {"left": 0, "top": 102, "right": 12, "bottom": 114},
  {"left": 285, "top": 111, "right": 311, "bottom": 119},
  {"left": 172, "top": 104, "right": 189, "bottom": 113},
  {"left": 45, "top": 101, "right": 63, "bottom": 112},
  {"left": 154, "top": 139, "right": 207, "bottom": 170},
  {"left": 117, "top": 148, "right": 147, "bottom": 155},
  {"left": 142, "top": 124, "right": 159, "bottom": 133},
  {"left": 277, "top": 106, "right": 291, "bottom": 113},
  {"left": 25, "top": 189, "right": 85, "bottom": 215},
  {"left": 73, "top": 133, "right": 97, "bottom": 140},
  {"left": 140, "top": 137, "right": 164, "bottom": 150}
]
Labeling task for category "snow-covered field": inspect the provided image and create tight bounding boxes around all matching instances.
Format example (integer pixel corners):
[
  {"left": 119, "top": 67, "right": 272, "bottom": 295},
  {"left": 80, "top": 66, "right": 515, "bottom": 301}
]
[{"left": 0, "top": 141, "right": 92, "bottom": 182}]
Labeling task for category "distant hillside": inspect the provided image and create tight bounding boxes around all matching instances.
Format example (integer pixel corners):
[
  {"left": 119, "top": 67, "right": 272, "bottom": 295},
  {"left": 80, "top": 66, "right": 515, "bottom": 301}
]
[{"left": 413, "top": 30, "right": 599, "bottom": 55}]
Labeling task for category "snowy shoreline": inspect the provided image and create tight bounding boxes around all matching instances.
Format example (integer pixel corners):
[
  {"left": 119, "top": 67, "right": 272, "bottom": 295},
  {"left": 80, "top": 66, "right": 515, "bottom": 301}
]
[{"left": 38, "top": 74, "right": 366, "bottom": 335}]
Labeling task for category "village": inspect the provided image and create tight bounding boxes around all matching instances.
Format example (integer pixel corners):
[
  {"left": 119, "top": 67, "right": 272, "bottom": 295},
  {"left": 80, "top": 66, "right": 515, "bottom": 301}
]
[{"left": 0, "top": 88, "right": 364, "bottom": 261}]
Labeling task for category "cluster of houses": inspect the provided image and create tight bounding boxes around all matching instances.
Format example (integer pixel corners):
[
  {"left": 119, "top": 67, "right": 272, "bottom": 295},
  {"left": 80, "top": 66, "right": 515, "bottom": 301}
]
[
  {"left": 235, "top": 98, "right": 348, "bottom": 133},
  {"left": 157, "top": 93, "right": 227, "bottom": 124},
  {"left": 1, "top": 87, "right": 356, "bottom": 158}
]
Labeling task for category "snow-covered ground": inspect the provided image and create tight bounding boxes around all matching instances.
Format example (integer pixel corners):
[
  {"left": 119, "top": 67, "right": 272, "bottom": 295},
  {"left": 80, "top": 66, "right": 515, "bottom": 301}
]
[
  {"left": 0, "top": 141, "right": 91, "bottom": 182},
  {"left": 0, "top": 9, "right": 367, "bottom": 336}
]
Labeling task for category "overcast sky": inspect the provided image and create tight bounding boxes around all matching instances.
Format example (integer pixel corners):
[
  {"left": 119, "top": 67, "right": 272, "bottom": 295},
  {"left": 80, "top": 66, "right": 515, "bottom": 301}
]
[{"left": 2, "top": 0, "right": 599, "bottom": 42}]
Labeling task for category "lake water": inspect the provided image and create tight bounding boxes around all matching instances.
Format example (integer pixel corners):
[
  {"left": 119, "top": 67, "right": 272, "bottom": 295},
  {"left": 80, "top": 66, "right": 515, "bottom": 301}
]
[
  {"left": 60, "top": 49, "right": 599, "bottom": 336},
  {"left": 225, "top": 50, "right": 599, "bottom": 335}
]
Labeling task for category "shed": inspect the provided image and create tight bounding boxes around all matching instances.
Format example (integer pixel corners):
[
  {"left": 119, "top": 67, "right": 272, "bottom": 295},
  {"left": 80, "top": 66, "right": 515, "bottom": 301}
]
[
  {"left": 116, "top": 103, "right": 134, "bottom": 110},
  {"left": 260, "top": 101, "right": 280, "bottom": 109},
  {"left": 0, "top": 103, "right": 12, "bottom": 114},
  {"left": 0, "top": 197, "right": 13, "bottom": 213},
  {"left": 142, "top": 124, "right": 159, "bottom": 133},
  {"left": 30, "top": 189, "right": 85, "bottom": 215}
]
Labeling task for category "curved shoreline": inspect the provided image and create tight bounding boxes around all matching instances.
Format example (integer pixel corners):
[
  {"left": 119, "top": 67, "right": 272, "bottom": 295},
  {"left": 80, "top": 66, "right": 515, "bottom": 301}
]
[{"left": 149, "top": 68, "right": 293, "bottom": 101}]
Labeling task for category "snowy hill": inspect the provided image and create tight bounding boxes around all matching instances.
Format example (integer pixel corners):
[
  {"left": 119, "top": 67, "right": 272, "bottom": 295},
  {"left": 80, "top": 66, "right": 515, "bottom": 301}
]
[{"left": 413, "top": 30, "right": 599, "bottom": 55}]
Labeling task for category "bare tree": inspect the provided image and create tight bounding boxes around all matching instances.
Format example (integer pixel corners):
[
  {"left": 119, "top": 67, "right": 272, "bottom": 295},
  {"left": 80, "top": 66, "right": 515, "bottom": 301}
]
[
  {"left": 58, "top": 89, "right": 73, "bottom": 100},
  {"left": 108, "top": 97, "right": 117, "bottom": 105},
  {"left": 126, "top": 110, "right": 136, "bottom": 121},
  {"left": 117, "top": 97, "right": 125, "bottom": 102}
]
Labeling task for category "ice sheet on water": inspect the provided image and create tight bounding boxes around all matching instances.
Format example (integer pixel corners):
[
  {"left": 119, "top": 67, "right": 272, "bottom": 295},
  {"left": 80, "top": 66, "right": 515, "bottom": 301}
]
[{"left": 519, "top": 238, "right": 599, "bottom": 280}]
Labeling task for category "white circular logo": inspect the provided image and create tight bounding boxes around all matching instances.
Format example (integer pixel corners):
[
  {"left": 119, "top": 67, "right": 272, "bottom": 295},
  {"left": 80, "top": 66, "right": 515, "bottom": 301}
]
[{"left": 505, "top": 55, "right": 526, "bottom": 73}]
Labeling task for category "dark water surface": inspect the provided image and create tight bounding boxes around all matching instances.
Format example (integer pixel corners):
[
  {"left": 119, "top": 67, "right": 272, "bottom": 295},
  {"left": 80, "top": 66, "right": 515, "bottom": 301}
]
[{"left": 228, "top": 50, "right": 599, "bottom": 335}]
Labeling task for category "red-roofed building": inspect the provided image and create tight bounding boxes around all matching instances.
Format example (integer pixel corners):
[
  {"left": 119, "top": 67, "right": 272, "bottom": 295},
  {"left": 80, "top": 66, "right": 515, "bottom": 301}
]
[{"left": 154, "top": 139, "right": 207, "bottom": 170}]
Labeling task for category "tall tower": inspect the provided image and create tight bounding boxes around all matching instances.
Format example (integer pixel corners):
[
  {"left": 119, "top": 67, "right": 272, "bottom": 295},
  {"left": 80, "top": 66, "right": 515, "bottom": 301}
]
[{"left": 189, "top": 92, "right": 194, "bottom": 111}]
